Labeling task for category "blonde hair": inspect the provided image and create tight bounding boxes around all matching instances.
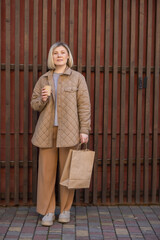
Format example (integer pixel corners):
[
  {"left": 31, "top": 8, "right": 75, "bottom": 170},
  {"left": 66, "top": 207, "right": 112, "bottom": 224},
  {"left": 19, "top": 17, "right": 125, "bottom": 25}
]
[{"left": 47, "top": 42, "right": 73, "bottom": 70}]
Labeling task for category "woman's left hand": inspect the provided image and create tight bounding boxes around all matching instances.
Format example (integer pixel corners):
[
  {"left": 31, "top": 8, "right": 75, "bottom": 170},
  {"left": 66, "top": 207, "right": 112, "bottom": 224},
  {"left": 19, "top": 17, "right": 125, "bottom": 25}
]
[{"left": 80, "top": 133, "right": 89, "bottom": 144}]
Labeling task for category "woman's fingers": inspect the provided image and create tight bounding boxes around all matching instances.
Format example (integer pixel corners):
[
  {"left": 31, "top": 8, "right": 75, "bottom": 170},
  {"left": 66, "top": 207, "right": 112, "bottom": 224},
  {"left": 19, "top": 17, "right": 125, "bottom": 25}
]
[
  {"left": 80, "top": 133, "right": 88, "bottom": 143},
  {"left": 41, "top": 88, "right": 48, "bottom": 102}
]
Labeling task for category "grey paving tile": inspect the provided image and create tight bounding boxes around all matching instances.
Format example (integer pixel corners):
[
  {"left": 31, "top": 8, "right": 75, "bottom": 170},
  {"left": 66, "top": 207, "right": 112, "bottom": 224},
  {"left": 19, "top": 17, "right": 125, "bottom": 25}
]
[
  {"left": 4, "top": 238, "right": 19, "bottom": 240},
  {"left": 33, "top": 236, "right": 47, "bottom": 240},
  {"left": 19, "top": 233, "right": 34, "bottom": 238},
  {"left": 62, "top": 234, "right": 75, "bottom": 240}
]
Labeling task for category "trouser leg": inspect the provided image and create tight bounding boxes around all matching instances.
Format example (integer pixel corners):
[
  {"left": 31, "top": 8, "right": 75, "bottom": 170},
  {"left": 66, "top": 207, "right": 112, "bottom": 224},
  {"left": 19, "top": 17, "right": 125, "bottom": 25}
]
[
  {"left": 59, "top": 147, "right": 75, "bottom": 213},
  {"left": 36, "top": 146, "right": 58, "bottom": 215}
]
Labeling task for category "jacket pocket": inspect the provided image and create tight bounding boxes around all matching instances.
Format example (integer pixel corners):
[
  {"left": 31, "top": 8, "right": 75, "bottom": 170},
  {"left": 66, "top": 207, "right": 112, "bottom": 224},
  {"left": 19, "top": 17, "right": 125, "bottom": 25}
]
[{"left": 64, "top": 86, "right": 78, "bottom": 92}]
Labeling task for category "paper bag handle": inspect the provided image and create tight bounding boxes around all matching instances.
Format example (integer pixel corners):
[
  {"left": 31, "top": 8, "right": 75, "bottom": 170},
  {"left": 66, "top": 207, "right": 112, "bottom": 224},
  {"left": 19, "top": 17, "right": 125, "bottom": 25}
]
[{"left": 77, "top": 142, "right": 88, "bottom": 150}]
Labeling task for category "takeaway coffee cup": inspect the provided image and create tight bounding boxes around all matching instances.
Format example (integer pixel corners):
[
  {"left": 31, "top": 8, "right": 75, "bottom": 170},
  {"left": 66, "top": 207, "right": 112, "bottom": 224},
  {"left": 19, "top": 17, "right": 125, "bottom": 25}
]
[{"left": 44, "top": 85, "right": 51, "bottom": 96}]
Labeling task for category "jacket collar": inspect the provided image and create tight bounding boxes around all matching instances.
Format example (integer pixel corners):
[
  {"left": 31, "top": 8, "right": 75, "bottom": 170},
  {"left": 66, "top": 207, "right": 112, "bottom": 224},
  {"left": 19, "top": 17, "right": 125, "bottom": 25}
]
[
  {"left": 62, "top": 67, "right": 72, "bottom": 75},
  {"left": 43, "top": 70, "right": 53, "bottom": 77}
]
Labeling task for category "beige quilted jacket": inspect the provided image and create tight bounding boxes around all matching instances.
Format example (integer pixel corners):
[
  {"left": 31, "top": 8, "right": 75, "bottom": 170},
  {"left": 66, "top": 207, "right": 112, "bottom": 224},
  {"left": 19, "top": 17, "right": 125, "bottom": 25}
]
[{"left": 31, "top": 68, "right": 91, "bottom": 148}]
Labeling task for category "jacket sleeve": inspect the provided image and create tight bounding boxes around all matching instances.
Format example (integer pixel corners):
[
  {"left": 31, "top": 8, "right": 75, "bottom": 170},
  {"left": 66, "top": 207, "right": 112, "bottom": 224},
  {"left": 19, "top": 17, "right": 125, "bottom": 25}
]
[
  {"left": 30, "top": 77, "right": 48, "bottom": 112},
  {"left": 77, "top": 74, "right": 91, "bottom": 135}
]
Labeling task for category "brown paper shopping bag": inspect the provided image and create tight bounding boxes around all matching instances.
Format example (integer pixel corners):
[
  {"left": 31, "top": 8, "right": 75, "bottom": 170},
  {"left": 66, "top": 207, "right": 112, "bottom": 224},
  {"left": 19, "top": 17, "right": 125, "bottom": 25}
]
[{"left": 60, "top": 144, "right": 95, "bottom": 189}]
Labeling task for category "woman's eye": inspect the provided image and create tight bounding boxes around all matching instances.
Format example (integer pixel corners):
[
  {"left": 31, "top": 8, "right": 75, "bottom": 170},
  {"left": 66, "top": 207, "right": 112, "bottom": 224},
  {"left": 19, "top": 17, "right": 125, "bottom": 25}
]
[{"left": 53, "top": 51, "right": 67, "bottom": 55}]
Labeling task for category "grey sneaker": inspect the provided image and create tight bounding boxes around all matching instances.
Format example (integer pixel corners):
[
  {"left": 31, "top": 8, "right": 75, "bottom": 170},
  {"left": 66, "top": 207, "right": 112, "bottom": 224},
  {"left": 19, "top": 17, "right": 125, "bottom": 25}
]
[
  {"left": 41, "top": 213, "right": 55, "bottom": 226},
  {"left": 58, "top": 211, "right": 70, "bottom": 223}
]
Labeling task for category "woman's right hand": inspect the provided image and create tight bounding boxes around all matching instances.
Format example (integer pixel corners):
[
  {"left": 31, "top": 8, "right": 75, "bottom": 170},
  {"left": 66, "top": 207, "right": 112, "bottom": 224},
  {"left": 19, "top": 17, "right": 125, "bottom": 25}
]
[{"left": 41, "top": 88, "right": 49, "bottom": 102}]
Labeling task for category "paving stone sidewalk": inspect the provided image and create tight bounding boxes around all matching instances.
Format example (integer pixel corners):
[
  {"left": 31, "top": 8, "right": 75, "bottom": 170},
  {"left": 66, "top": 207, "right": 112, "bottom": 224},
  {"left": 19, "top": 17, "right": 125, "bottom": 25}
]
[{"left": 0, "top": 205, "right": 160, "bottom": 240}]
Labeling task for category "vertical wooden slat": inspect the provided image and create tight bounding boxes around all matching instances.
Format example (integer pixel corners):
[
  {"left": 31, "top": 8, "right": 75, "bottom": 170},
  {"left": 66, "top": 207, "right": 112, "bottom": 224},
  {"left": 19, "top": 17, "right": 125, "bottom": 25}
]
[
  {"left": 5, "top": 0, "right": 10, "bottom": 205},
  {"left": 23, "top": 0, "right": 29, "bottom": 204},
  {"left": 86, "top": 0, "right": 92, "bottom": 95},
  {"left": 93, "top": 0, "right": 101, "bottom": 204},
  {"left": 51, "top": 0, "right": 57, "bottom": 44},
  {"left": 84, "top": 0, "right": 92, "bottom": 203},
  {"left": 128, "top": 0, "right": 136, "bottom": 203},
  {"left": 102, "top": 0, "right": 110, "bottom": 204},
  {"left": 152, "top": 0, "right": 160, "bottom": 203},
  {"left": 69, "top": 0, "right": 74, "bottom": 55},
  {"left": 144, "top": 0, "right": 152, "bottom": 203},
  {"left": 14, "top": 0, "right": 20, "bottom": 205},
  {"left": 111, "top": 0, "right": 119, "bottom": 203},
  {"left": 136, "top": 0, "right": 144, "bottom": 203},
  {"left": 32, "top": 0, "right": 39, "bottom": 204},
  {"left": 0, "top": 0, "right": 1, "bottom": 200},
  {"left": 42, "top": 0, "right": 48, "bottom": 74},
  {"left": 77, "top": 0, "right": 83, "bottom": 73},
  {"left": 119, "top": 0, "right": 127, "bottom": 204},
  {"left": 76, "top": 0, "right": 83, "bottom": 203},
  {"left": 60, "top": 0, "right": 65, "bottom": 42}
]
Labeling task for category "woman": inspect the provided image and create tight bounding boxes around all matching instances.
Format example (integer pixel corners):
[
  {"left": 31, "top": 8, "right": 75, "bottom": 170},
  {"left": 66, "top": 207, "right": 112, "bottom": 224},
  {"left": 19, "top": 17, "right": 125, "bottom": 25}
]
[{"left": 31, "top": 42, "right": 91, "bottom": 226}]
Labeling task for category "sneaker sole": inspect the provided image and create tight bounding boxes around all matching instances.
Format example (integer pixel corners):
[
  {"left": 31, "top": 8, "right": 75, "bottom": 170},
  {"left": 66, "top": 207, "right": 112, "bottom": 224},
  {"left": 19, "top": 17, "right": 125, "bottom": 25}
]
[
  {"left": 58, "top": 218, "right": 70, "bottom": 223},
  {"left": 41, "top": 220, "right": 54, "bottom": 226}
]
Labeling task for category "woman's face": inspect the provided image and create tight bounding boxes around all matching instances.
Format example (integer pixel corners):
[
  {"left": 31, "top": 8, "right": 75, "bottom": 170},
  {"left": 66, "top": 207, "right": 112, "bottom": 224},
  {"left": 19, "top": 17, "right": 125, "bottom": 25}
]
[{"left": 52, "top": 46, "right": 69, "bottom": 67}]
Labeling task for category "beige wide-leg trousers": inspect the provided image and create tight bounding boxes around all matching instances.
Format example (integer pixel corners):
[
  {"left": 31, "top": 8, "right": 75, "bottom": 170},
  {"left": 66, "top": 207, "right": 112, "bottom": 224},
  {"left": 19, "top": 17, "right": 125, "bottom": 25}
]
[{"left": 36, "top": 127, "right": 75, "bottom": 215}]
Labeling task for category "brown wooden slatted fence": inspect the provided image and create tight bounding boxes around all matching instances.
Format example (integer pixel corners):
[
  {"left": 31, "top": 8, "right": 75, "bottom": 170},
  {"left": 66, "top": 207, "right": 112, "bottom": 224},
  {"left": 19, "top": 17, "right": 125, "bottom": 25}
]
[{"left": 0, "top": 0, "right": 160, "bottom": 206}]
